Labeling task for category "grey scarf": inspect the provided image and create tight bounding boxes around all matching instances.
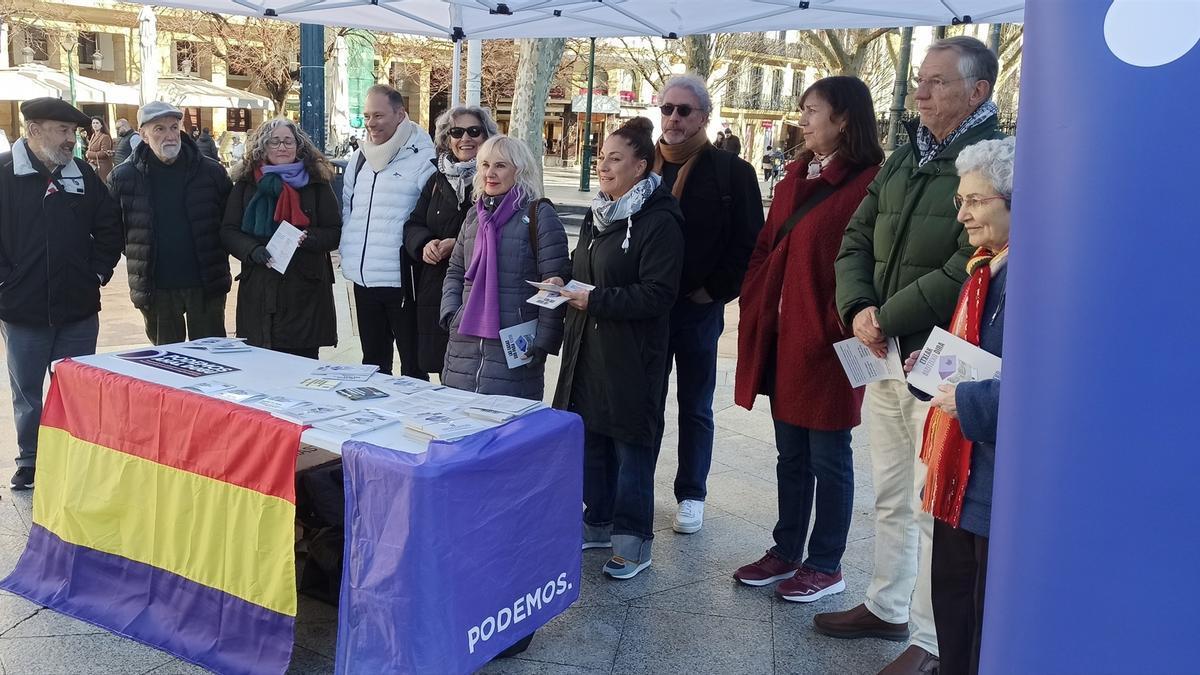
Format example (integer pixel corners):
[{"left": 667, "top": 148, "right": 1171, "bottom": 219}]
[
  {"left": 438, "top": 153, "right": 476, "bottom": 204},
  {"left": 591, "top": 173, "right": 661, "bottom": 252}
]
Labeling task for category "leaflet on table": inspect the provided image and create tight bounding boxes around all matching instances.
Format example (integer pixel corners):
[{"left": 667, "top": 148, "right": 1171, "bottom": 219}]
[
  {"left": 384, "top": 394, "right": 446, "bottom": 417},
  {"left": 404, "top": 412, "right": 492, "bottom": 441},
  {"left": 311, "top": 408, "right": 405, "bottom": 436},
  {"left": 462, "top": 394, "right": 541, "bottom": 423},
  {"left": 525, "top": 280, "right": 595, "bottom": 309},
  {"left": 299, "top": 377, "right": 341, "bottom": 391},
  {"left": 310, "top": 364, "right": 379, "bottom": 381},
  {"left": 336, "top": 386, "right": 390, "bottom": 401},
  {"left": 834, "top": 337, "right": 904, "bottom": 388},
  {"left": 216, "top": 388, "right": 265, "bottom": 404},
  {"left": 419, "top": 387, "right": 482, "bottom": 408},
  {"left": 265, "top": 221, "right": 303, "bottom": 274},
  {"left": 273, "top": 402, "right": 350, "bottom": 424},
  {"left": 499, "top": 319, "right": 538, "bottom": 369},
  {"left": 374, "top": 375, "right": 441, "bottom": 395},
  {"left": 181, "top": 380, "right": 238, "bottom": 396},
  {"left": 907, "top": 326, "right": 1002, "bottom": 398},
  {"left": 180, "top": 337, "right": 251, "bottom": 353},
  {"left": 249, "top": 395, "right": 311, "bottom": 412}
]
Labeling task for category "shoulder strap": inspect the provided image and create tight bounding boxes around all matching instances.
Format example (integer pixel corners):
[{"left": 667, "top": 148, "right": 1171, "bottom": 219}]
[{"left": 772, "top": 168, "right": 868, "bottom": 249}]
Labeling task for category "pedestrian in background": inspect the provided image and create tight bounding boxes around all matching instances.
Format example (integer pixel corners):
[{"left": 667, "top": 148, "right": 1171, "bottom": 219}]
[
  {"left": 440, "top": 135, "right": 568, "bottom": 399},
  {"left": 84, "top": 117, "right": 114, "bottom": 182},
  {"left": 196, "top": 127, "right": 220, "bottom": 162},
  {"left": 653, "top": 74, "right": 763, "bottom": 535},
  {"left": 0, "top": 98, "right": 123, "bottom": 490},
  {"left": 403, "top": 105, "right": 499, "bottom": 376},
  {"left": 221, "top": 118, "right": 341, "bottom": 359},
  {"left": 734, "top": 76, "right": 883, "bottom": 603},
  {"left": 553, "top": 117, "right": 685, "bottom": 580},
  {"left": 112, "top": 118, "right": 140, "bottom": 165},
  {"left": 108, "top": 101, "right": 233, "bottom": 345}
]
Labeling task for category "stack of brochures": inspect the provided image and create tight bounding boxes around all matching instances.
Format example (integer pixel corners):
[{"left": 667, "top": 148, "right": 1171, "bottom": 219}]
[
  {"left": 403, "top": 412, "right": 492, "bottom": 442},
  {"left": 462, "top": 395, "right": 542, "bottom": 423}
]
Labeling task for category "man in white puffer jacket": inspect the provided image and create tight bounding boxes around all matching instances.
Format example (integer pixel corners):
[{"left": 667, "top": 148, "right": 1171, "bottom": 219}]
[{"left": 340, "top": 84, "right": 437, "bottom": 377}]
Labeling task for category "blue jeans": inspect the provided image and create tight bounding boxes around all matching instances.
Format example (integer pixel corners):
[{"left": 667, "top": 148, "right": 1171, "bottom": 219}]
[
  {"left": 663, "top": 298, "right": 723, "bottom": 503},
  {"left": 769, "top": 418, "right": 854, "bottom": 574},
  {"left": 1, "top": 315, "right": 99, "bottom": 468},
  {"left": 583, "top": 430, "right": 659, "bottom": 559}
]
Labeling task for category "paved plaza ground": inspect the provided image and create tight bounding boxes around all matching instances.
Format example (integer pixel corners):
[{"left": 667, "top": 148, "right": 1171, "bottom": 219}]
[{"left": 0, "top": 167, "right": 905, "bottom": 674}]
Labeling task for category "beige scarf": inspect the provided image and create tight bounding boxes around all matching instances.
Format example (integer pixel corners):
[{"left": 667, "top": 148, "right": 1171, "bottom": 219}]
[
  {"left": 653, "top": 132, "right": 711, "bottom": 199},
  {"left": 360, "top": 116, "right": 414, "bottom": 172}
]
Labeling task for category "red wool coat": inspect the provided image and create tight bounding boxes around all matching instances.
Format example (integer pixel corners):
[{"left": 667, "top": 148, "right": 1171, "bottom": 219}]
[{"left": 735, "top": 155, "right": 879, "bottom": 430}]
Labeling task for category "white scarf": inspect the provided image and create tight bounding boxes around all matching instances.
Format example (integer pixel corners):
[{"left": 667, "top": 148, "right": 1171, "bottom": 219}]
[
  {"left": 591, "top": 173, "right": 661, "bottom": 252},
  {"left": 438, "top": 153, "right": 476, "bottom": 204},
  {"left": 360, "top": 117, "right": 414, "bottom": 172}
]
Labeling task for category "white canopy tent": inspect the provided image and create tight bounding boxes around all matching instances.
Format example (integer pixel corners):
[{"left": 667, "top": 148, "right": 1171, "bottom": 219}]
[
  {"left": 142, "top": 0, "right": 1023, "bottom": 39},
  {"left": 152, "top": 74, "right": 277, "bottom": 110},
  {"left": 0, "top": 64, "right": 140, "bottom": 105}
]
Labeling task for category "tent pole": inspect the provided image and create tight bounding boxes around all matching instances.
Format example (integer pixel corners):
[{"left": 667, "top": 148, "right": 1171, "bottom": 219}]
[
  {"left": 466, "top": 39, "right": 481, "bottom": 107},
  {"left": 299, "top": 23, "right": 326, "bottom": 151},
  {"left": 578, "top": 37, "right": 595, "bottom": 193},
  {"left": 451, "top": 39, "right": 462, "bottom": 107},
  {"left": 887, "top": 26, "right": 912, "bottom": 151}
]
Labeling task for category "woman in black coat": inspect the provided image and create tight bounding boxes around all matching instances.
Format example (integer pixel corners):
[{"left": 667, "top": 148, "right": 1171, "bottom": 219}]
[
  {"left": 552, "top": 118, "right": 684, "bottom": 581},
  {"left": 221, "top": 118, "right": 341, "bottom": 358},
  {"left": 402, "top": 106, "right": 500, "bottom": 375}
]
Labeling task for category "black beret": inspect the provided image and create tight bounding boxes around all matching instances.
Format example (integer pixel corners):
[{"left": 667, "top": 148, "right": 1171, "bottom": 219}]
[{"left": 20, "top": 97, "right": 92, "bottom": 127}]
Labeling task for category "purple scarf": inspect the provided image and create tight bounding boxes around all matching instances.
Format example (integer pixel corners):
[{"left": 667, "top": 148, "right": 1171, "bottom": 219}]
[
  {"left": 458, "top": 188, "right": 525, "bottom": 339},
  {"left": 261, "top": 161, "right": 310, "bottom": 189}
]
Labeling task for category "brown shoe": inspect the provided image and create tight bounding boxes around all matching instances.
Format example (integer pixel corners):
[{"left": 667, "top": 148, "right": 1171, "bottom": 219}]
[
  {"left": 877, "top": 645, "right": 939, "bottom": 674},
  {"left": 812, "top": 603, "right": 909, "bottom": 642}
]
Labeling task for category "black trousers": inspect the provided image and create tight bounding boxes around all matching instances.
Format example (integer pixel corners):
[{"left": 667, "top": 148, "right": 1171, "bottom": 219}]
[
  {"left": 352, "top": 284, "right": 426, "bottom": 379},
  {"left": 931, "top": 518, "right": 990, "bottom": 675}
]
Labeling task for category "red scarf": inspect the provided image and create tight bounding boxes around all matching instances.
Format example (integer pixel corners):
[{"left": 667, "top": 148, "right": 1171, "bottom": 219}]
[
  {"left": 920, "top": 245, "right": 1008, "bottom": 526},
  {"left": 253, "top": 165, "right": 310, "bottom": 229}
]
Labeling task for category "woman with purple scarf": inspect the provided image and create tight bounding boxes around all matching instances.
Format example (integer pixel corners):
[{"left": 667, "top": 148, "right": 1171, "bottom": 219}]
[
  {"left": 221, "top": 118, "right": 342, "bottom": 358},
  {"left": 440, "top": 135, "right": 570, "bottom": 400}
]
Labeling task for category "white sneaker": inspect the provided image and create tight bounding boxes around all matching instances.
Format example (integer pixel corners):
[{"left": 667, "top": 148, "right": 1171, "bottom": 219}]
[{"left": 673, "top": 499, "right": 704, "bottom": 534}]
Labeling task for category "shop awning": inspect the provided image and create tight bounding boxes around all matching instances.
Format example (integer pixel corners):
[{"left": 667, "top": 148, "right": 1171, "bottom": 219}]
[
  {"left": 152, "top": 75, "right": 276, "bottom": 111},
  {"left": 0, "top": 64, "right": 139, "bottom": 105}
]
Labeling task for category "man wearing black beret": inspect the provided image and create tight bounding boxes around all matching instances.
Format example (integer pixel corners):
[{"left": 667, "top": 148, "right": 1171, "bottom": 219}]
[{"left": 0, "top": 97, "right": 124, "bottom": 490}]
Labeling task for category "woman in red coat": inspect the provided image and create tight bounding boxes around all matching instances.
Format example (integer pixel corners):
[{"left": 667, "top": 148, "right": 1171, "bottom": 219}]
[{"left": 733, "top": 76, "right": 883, "bottom": 603}]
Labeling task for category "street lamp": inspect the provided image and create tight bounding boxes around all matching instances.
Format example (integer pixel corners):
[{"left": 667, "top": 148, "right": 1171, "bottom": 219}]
[
  {"left": 21, "top": 44, "right": 33, "bottom": 64},
  {"left": 180, "top": 58, "right": 192, "bottom": 76}
]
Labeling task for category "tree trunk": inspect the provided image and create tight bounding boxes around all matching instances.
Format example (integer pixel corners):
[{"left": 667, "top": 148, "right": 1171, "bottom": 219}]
[
  {"left": 509, "top": 37, "right": 564, "bottom": 192},
  {"left": 683, "top": 35, "right": 713, "bottom": 80}
]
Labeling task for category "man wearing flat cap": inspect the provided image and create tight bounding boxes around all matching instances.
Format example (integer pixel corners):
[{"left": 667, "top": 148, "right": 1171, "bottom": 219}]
[
  {"left": 108, "top": 101, "right": 232, "bottom": 344},
  {"left": 0, "top": 97, "right": 123, "bottom": 490}
]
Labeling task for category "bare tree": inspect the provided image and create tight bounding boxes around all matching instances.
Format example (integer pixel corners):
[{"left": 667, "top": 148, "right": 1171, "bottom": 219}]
[
  {"left": 799, "top": 28, "right": 895, "bottom": 77},
  {"left": 509, "top": 37, "right": 565, "bottom": 190}
]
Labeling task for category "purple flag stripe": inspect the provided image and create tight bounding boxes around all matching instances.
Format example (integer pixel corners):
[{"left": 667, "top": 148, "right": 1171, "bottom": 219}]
[{"left": 0, "top": 525, "right": 294, "bottom": 675}]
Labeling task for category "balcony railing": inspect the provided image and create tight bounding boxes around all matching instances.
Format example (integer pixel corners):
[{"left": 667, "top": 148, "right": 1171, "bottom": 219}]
[
  {"left": 722, "top": 94, "right": 798, "bottom": 112},
  {"left": 732, "top": 35, "right": 820, "bottom": 62}
]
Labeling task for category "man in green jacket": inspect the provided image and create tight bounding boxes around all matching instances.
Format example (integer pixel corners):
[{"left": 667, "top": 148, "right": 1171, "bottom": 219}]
[{"left": 820, "top": 36, "right": 1006, "bottom": 675}]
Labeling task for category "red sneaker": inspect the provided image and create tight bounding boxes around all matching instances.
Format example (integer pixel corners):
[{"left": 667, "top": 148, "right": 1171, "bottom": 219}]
[
  {"left": 733, "top": 550, "right": 801, "bottom": 587},
  {"left": 776, "top": 567, "right": 846, "bottom": 603}
]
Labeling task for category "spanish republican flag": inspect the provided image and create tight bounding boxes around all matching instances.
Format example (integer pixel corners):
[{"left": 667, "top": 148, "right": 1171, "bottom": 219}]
[{"left": 0, "top": 360, "right": 303, "bottom": 674}]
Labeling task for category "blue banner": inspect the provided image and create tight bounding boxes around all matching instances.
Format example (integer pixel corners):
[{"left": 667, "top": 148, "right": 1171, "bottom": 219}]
[
  {"left": 334, "top": 409, "right": 583, "bottom": 674},
  {"left": 985, "top": 1, "right": 1200, "bottom": 672}
]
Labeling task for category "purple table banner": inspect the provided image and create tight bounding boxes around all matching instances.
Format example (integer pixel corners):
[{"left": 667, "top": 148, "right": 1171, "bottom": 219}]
[{"left": 334, "top": 408, "right": 583, "bottom": 674}]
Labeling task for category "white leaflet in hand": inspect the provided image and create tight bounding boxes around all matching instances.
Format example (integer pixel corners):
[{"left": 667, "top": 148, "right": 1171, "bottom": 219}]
[
  {"left": 907, "top": 327, "right": 1003, "bottom": 398},
  {"left": 499, "top": 319, "right": 538, "bottom": 369},
  {"left": 833, "top": 337, "right": 904, "bottom": 388},
  {"left": 526, "top": 280, "right": 564, "bottom": 292},
  {"left": 266, "top": 221, "right": 304, "bottom": 274},
  {"left": 524, "top": 280, "right": 595, "bottom": 309}
]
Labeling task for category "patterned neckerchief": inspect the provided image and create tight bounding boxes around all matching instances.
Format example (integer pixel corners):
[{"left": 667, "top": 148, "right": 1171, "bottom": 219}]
[{"left": 916, "top": 100, "right": 999, "bottom": 167}]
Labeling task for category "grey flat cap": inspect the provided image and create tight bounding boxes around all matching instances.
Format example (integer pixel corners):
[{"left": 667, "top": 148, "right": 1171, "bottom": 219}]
[{"left": 138, "top": 101, "right": 183, "bottom": 127}]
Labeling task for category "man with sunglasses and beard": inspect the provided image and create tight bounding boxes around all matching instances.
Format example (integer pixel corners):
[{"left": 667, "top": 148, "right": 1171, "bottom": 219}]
[
  {"left": 340, "top": 84, "right": 437, "bottom": 378},
  {"left": 653, "top": 75, "right": 763, "bottom": 535},
  {"left": 0, "top": 98, "right": 123, "bottom": 490}
]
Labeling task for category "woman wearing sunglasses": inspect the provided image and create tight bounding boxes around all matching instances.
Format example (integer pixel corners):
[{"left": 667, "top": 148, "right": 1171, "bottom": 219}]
[
  {"left": 440, "top": 135, "right": 570, "bottom": 399},
  {"left": 220, "top": 118, "right": 341, "bottom": 358},
  {"left": 403, "top": 106, "right": 500, "bottom": 376}
]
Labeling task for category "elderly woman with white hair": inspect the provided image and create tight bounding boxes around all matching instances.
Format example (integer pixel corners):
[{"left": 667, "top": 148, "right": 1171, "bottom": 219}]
[
  {"left": 440, "top": 135, "right": 570, "bottom": 399},
  {"left": 404, "top": 105, "right": 500, "bottom": 376},
  {"left": 902, "top": 136, "right": 1016, "bottom": 675}
]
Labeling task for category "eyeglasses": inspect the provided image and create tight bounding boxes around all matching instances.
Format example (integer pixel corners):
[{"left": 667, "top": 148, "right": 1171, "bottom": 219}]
[
  {"left": 449, "top": 126, "right": 485, "bottom": 139},
  {"left": 953, "top": 194, "right": 1008, "bottom": 210},
  {"left": 915, "top": 76, "right": 968, "bottom": 90},
  {"left": 660, "top": 103, "right": 697, "bottom": 118},
  {"left": 266, "top": 138, "right": 297, "bottom": 148}
]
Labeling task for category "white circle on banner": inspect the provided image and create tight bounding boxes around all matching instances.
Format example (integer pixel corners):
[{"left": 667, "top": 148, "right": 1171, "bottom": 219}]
[{"left": 1104, "top": 0, "right": 1200, "bottom": 67}]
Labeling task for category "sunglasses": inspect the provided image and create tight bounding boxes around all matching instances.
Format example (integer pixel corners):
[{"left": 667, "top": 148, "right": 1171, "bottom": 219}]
[
  {"left": 448, "top": 126, "right": 485, "bottom": 139},
  {"left": 660, "top": 104, "right": 697, "bottom": 118}
]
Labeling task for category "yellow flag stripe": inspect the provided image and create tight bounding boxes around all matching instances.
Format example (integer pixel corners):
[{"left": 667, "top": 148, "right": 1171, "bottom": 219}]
[{"left": 33, "top": 426, "right": 297, "bottom": 617}]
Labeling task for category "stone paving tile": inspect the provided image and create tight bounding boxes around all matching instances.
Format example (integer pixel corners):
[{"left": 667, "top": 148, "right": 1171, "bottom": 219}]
[
  {"left": 703, "top": 470, "right": 780, "bottom": 530},
  {"left": 0, "top": 605, "right": 107, "bottom": 639},
  {"left": 142, "top": 657, "right": 209, "bottom": 674},
  {"left": 0, "top": 633, "right": 176, "bottom": 674},
  {"left": 504, "top": 605, "right": 627, "bottom": 671},
  {"left": 478, "top": 657, "right": 610, "bottom": 675},
  {"left": 612, "top": 607, "right": 773, "bottom": 675},
  {"left": 629, "top": 573, "right": 773, "bottom": 622},
  {"left": 773, "top": 604, "right": 906, "bottom": 675},
  {"left": 587, "top": 535, "right": 727, "bottom": 604},
  {"left": 285, "top": 645, "right": 337, "bottom": 675}
]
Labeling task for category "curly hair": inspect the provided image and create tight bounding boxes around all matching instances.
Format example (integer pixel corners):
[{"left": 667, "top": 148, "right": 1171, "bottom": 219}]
[
  {"left": 432, "top": 106, "right": 500, "bottom": 156},
  {"left": 231, "top": 117, "right": 333, "bottom": 183},
  {"left": 956, "top": 137, "right": 1017, "bottom": 200}
]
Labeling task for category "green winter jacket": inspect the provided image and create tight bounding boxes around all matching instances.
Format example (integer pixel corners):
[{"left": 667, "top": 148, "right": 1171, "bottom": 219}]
[{"left": 835, "top": 115, "right": 1006, "bottom": 356}]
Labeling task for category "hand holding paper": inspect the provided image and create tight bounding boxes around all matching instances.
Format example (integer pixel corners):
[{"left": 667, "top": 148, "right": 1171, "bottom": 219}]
[{"left": 265, "top": 221, "right": 304, "bottom": 274}]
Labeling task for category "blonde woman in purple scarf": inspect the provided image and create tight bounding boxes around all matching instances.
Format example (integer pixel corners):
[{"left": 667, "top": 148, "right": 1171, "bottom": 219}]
[{"left": 439, "top": 135, "right": 570, "bottom": 400}]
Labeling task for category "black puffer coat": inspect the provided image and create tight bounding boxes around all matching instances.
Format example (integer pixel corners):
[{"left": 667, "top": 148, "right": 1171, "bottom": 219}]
[
  {"left": 552, "top": 184, "right": 685, "bottom": 446},
  {"left": 402, "top": 164, "right": 472, "bottom": 374},
  {"left": 108, "top": 133, "right": 233, "bottom": 310},
  {"left": 221, "top": 173, "right": 342, "bottom": 350}
]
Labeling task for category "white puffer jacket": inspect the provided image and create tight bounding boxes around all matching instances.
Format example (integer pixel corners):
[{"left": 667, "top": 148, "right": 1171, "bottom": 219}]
[{"left": 339, "top": 120, "right": 437, "bottom": 287}]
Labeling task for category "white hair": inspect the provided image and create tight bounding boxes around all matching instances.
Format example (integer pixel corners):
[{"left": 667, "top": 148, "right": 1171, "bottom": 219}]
[
  {"left": 472, "top": 135, "right": 543, "bottom": 201},
  {"left": 956, "top": 137, "right": 1017, "bottom": 198},
  {"left": 658, "top": 74, "right": 713, "bottom": 114}
]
